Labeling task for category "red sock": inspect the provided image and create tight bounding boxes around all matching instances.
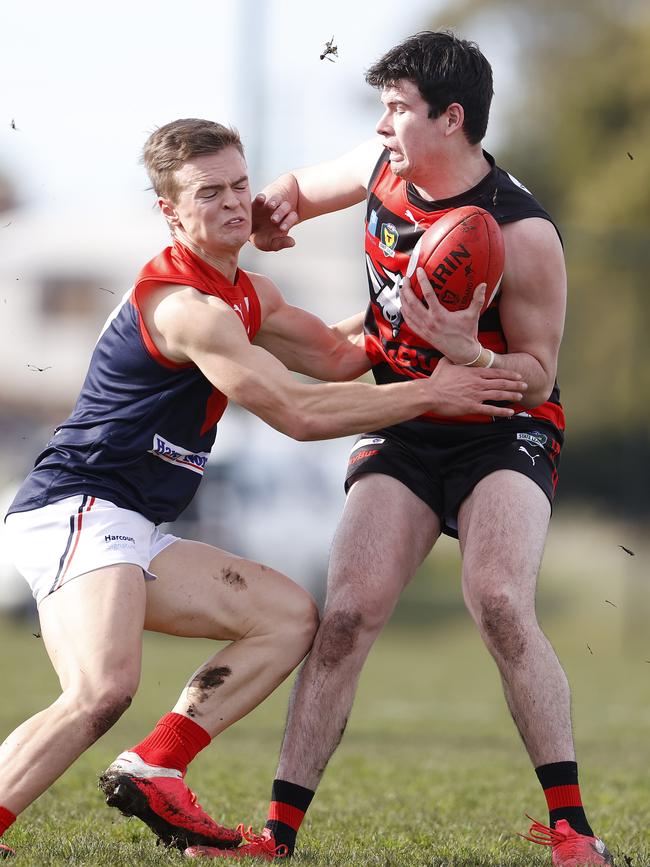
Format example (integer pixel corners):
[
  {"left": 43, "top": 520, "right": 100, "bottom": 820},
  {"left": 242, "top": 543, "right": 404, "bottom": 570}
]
[
  {"left": 0, "top": 806, "right": 16, "bottom": 836},
  {"left": 131, "top": 712, "right": 211, "bottom": 773}
]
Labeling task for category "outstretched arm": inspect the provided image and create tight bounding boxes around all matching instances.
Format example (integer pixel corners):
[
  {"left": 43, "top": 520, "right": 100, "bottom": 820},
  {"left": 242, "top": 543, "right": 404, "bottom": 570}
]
[
  {"left": 151, "top": 286, "right": 526, "bottom": 441},
  {"left": 251, "top": 139, "right": 384, "bottom": 252}
]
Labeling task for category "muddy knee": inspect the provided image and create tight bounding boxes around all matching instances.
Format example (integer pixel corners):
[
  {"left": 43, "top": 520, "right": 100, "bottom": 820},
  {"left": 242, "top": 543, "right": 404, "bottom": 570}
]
[
  {"left": 478, "top": 593, "right": 529, "bottom": 664},
  {"left": 314, "top": 610, "right": 365, "bottom": 668}
]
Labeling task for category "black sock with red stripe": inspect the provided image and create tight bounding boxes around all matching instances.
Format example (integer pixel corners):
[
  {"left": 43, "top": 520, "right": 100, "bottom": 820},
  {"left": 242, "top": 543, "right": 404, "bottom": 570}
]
[
  {"left": 265, "top": 779, "right": 314, "bottom": 857},
  {"left": 535, "top": 761, "right": 594, "bottom": 837}
]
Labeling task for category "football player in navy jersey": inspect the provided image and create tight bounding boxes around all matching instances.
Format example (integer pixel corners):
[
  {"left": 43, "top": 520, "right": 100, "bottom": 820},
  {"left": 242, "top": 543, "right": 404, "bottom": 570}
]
[
  {"left": 219, "top": 32, "right": 613, "bottom": 866},
  {"left": 0, "top": 119, "right": 523, "bottom": 861}
]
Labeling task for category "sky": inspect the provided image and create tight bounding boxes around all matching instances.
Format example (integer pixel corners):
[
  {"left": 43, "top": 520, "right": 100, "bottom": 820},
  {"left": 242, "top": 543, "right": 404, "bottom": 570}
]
[{"left": 0, "top": 0, "right": 519, "bottom": 213}]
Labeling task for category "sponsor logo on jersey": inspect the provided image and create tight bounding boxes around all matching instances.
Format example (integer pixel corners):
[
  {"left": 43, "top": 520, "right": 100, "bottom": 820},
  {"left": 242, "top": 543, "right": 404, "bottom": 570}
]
[
  {"left": 516, "top": 431, "right": 548, "bottom": 447},
  {"left": 149, "top": 434, "right": 210, "bottom": 475},
  {"left": 379, "top": 222, "right": 399, "bottom": 257},
  {"left": 367, "top": 209, "right": 379, "bottom": 237},
  {"left": 231, "top": 297, "right": 251, "bottom": 332},
  {"left": 405, "top": 209, "right": 425, "bottom": 231}
]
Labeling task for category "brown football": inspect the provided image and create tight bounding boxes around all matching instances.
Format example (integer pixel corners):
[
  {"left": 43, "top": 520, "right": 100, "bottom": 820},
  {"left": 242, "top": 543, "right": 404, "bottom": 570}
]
[{"left": 405, "top": 206, "right": 505, "bottom": 313}]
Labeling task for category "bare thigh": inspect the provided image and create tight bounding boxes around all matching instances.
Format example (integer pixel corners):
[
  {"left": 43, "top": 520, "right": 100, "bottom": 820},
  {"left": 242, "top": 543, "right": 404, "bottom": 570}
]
[
  {"left": 39, "top": 563, "right": 147, "bottom": 695},
  {"left": 145, "top": 539, "right": 313, "bottom": 640},
  {"left": 326, "top": 474, "right": 441, "bottom": 620},
  {"left": 458, "top": 469, "right": 551, "bottom": 619}
]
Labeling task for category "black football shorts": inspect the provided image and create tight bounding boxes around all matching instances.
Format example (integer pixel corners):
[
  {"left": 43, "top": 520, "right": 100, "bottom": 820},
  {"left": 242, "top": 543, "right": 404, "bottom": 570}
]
[{"left": 344, "top": 416, "right": 563, "bottom": 538}]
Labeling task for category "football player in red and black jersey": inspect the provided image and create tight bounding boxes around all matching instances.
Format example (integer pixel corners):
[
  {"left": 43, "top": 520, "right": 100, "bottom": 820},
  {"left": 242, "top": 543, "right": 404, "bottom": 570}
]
[{"left": 217, "top": 31, "right": 613, "bottom": 866}]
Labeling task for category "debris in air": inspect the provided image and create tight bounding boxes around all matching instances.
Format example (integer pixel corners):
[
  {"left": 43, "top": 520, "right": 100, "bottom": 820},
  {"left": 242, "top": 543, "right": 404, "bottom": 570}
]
[{"left": 320, "top": 36, "right": 338, "bottom": 62}]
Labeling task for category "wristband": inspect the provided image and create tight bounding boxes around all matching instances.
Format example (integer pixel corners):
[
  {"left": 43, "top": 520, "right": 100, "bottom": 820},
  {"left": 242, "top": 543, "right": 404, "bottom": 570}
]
[{"left": 463, "top": 346, "right": 496, "bottom": 368}]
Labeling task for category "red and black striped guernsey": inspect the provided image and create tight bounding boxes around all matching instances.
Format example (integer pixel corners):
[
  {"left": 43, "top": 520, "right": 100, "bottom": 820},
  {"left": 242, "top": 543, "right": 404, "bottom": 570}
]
[{"left": 363, "top": 149, "right": 565, "bottom": 431}]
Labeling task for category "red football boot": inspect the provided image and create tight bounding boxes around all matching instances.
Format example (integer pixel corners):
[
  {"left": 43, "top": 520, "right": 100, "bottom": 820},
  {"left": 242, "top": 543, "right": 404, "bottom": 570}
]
[
  {"left": 99, "top": 750, "right": 242, "bottom": 851},
  {"left": 521, "top": 816, "right": 613, "bottom": 866},
  {"left": 185, "top": 825, "right": 288, "bottom": 860},
  {"left": 0, "top": 843, "right": 14, "bottom": 859}
]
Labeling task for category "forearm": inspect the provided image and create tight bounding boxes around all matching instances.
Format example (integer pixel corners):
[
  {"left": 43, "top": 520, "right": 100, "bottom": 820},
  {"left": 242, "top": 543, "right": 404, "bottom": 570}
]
[
  {"left": 473, "top": 347, "right": 554, "bottom": 408},
  {"left": 296, "top": 379, "right": 433, "bottom": 439},
  {"left": 239, "top": 375, "right": 430, "bottom": 441}
]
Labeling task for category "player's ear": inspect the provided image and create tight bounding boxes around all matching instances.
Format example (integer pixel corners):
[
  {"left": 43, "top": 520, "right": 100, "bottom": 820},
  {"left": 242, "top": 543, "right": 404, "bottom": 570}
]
[
  {"left": 444, "top": 103, "right": 465, "bottom": 136},
  {"left": 159, "top": 197, "right": 181, "bottom": 229}
]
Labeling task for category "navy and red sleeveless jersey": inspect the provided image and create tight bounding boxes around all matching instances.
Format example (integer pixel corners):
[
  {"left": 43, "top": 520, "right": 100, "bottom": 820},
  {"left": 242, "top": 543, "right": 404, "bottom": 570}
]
[
  {"left": 364, "top": 149, "right": 565, "bottom": 430},
  {"left": 8, "top": 241, "right": 261, "bottom": 524}
]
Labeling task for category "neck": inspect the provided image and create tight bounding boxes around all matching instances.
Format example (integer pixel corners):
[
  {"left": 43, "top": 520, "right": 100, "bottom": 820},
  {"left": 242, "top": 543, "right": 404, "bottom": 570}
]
[
  {"left": 173, "top": 231, "right": 239, "bottom": 283},
  {"left": 411, "top": 146, "right": 490, "bottom": 202}
]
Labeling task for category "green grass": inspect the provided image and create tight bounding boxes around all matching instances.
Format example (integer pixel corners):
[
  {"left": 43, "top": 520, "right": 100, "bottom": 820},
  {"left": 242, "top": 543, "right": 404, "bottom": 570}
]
[{"left": 1, "top": 519, "right": 650, "bottom": 865}]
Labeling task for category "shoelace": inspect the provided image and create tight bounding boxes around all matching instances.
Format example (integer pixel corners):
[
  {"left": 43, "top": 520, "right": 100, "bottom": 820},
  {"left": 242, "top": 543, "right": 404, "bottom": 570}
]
[
  {"left": 519, "top": 815, "right": 569, "bottom": 847},
  {"left": 237, "top": 825, "right": 289, "bottom": 858}
]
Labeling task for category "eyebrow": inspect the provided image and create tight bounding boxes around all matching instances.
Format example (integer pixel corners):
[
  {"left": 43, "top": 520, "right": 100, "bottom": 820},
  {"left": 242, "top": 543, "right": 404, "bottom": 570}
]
[
  {"left": 383, "top": 95, "right": 409, "bottom": 107},
  {"left": 195, "top": 175, "right": 249, "bottom": 195}
]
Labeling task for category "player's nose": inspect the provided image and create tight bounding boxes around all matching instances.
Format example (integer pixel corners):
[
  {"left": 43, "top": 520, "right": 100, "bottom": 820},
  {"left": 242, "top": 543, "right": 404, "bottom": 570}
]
[{"left": 375, "top": 110, "right": 392, "bottom": 137}]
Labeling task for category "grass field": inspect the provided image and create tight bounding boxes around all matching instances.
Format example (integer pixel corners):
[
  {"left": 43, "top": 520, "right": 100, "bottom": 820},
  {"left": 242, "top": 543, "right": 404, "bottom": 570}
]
[{"left": 1, "top": 517, "right": 649, "bottom": 865}]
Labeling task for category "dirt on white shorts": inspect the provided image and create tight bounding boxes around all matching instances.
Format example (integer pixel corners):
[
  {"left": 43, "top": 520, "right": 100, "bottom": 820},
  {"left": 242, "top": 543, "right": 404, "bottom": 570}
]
[{"left": 4, "top": 495, "right": 179, "bottom": 606}]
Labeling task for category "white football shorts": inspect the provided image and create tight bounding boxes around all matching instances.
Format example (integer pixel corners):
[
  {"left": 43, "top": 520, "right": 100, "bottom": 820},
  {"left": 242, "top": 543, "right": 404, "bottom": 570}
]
[{"left": 4, "top": 495, "right": 179, "bottom": 605}]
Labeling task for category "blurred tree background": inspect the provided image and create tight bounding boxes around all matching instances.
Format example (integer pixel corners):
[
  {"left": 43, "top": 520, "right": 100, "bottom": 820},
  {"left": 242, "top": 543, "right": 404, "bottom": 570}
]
[{"left": 430, "top": 0, "right": 650, "bottom": 517}]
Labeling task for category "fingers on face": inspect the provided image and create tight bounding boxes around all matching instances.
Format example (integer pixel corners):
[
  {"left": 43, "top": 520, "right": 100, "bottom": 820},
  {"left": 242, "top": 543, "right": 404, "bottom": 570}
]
[{"left": 270, "top": 201, "right": 294, "bottom": 223}]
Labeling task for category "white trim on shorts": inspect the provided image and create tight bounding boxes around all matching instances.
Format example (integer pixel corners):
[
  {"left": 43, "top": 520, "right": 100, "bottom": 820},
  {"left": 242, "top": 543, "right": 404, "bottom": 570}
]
[{"left": 4, "top": 496, "right": 179, "bottom": 605}]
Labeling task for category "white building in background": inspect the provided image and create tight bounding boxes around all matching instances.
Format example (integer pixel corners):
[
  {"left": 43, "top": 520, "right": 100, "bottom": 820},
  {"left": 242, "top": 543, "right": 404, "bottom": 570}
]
[{"left": 0, "top": 205, "right": 170, "bottom": 410}]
